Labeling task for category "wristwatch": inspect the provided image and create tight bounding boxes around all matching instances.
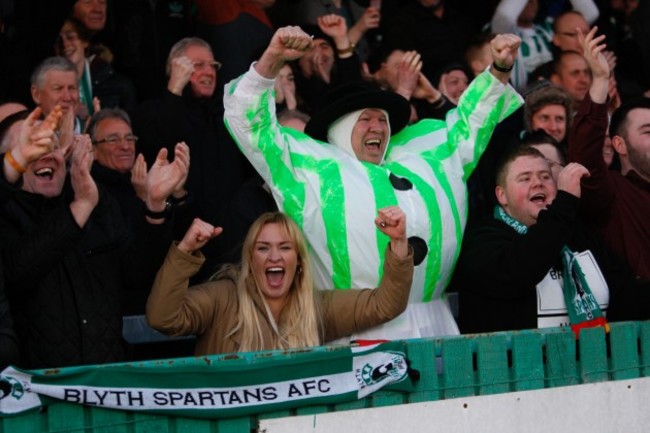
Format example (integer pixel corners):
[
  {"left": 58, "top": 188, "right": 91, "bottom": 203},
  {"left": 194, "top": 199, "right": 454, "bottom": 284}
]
[{"left": 144, "top": 199, "right": 172, "bottom": 219}]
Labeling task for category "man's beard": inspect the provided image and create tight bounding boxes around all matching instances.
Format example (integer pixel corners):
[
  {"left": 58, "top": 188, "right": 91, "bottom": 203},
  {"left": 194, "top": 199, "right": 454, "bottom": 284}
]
[{"left": 627, "top": 142, "right": 650, "bottom": 180}]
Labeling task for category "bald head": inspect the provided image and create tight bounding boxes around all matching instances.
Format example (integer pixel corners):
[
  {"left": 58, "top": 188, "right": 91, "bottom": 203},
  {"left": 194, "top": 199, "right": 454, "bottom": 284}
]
[{"left": 552, "top": 11, "right": 590, "bottom": 52}]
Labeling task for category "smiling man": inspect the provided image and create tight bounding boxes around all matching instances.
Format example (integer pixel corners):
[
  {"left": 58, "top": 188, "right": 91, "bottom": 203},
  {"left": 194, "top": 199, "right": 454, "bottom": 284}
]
[
  {"left": 0, "top": 107, "right": 187, "bottom": 368},
  {"left": 132, "top": 37, "right": 253, "bottom": 279},
  {"left": 73, "top": 0, "right": 107, "bottom": 33},
  {"left": 90, "top": 109, "right": 136, "bottom": 173},
  {"left": 87, "top": 108, "right": 142, "bottom": 229},
  {"left": 454, "top": 145, "right": 650, "bottom": 334},
  {"left": 30, "top": 57, "right": 79, "bottom": 117},
  {"left": 225, "top": 26, "right": 523, "bottom": 341}
]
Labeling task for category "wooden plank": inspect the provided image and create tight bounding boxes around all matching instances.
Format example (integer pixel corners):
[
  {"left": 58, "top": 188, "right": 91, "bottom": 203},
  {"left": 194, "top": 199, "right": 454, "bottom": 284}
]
[
  {"left": 131, "top": 412, "right": 170, "bottom": 433},
  {"left": 215, "top": 416, "right": 251, "bottom": 433},
  {"left": 405, "top": 338, "right": 441, "bottom": 403},
  {"left": 579, "top": 326, "right": 609, "bottom": 383},
  {"left": 370, "top": 390, "right": 405, "bottom": 408},
  {"left": 87, "top": 406, "right": 129, "bottom": 433},
  {"left": 294, "top": 405, "right": 330, "bottom": 415},
  {"left": 47, "top": 402, "right": 86, "bottom": 432},
  {"left": 544, "top": 330, "right": 578, "bottom": 387},
  {"left": 172, "top": 417, "right": 213, "bottom": 433},
  {"left": 441, "top": 338, "right": 474, "bottom": 398},
  {"left": 332, "top": 398, "right": 369, "bottom": 412},
  {"left": 7, "top": 323, "right": 650, "bottom": 432},
  {"left": 609, "top": 322, "right": 640, "bottom": 380},
  {"left": 639, "top": 321, "right": 650, "bottom": 377},
  {"left": 475, "top": 334, "right": 510, "bottom": 395},
  {"left": 1, "top": 409, "right": 46, "bottom": 433},
  {"left": 257, "top": 410, "right": 293, "bottom": 421},
  {"left": 511, "top": 333, "right": 544, "bottom": 391}
]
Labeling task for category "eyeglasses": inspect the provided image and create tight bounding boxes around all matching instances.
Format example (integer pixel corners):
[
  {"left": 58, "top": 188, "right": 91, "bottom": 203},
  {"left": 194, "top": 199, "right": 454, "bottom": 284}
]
[
  {"left": 93, "top": 134, "right": 138, "bottom": 146},
  {"left": 193, "top": 60, "right": 222, "bottom": 71}
]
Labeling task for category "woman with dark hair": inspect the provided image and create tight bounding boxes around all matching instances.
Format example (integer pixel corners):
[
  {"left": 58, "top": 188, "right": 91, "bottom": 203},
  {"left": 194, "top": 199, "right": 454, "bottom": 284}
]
[
  {"left": 146, "top": 207, "right": 413, "bottom": 354},
  {"left": 55, "top": 16, "right": 136, "bottom": 117}
]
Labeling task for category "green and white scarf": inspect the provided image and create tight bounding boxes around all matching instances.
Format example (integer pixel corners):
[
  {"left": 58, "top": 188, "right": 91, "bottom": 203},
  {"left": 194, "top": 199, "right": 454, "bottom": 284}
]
[
  {"left": 0, "top": 341, "right": 415, "bottom": 419},
  {"left": 494, "top": 206, "right": 609, "bottom": 337}
]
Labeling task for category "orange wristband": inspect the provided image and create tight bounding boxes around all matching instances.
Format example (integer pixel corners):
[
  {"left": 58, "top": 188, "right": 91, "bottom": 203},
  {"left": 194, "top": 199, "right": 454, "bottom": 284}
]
[{"left": 4, "top": 151, "right": 27, "bottom": 174}]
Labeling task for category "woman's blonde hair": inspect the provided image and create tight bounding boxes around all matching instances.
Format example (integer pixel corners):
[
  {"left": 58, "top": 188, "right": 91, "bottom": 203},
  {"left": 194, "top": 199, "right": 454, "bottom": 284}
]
[{"left": 223, "top": 212, "right": 321, "bottom": 352}]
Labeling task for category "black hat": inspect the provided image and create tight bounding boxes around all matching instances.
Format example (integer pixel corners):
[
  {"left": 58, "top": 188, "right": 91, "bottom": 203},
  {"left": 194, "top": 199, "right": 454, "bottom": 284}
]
[{"left": 305, "top": 81, "right": 411, "bottom": 142}]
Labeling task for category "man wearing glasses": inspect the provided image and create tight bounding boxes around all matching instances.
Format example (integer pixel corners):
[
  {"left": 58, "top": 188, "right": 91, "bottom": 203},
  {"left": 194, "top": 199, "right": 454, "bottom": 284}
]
[
  {"left": 87, "top": 107, "right": 193, "bottom": 359},
  {"left": 132, "top": 37, "right": 254, "bottom": 280},
  {"left": 0, "top": 104, "right": 188, "bottom": 368},
  {"left": 89, "top": 108, "right": 139, "bottom": 175}
]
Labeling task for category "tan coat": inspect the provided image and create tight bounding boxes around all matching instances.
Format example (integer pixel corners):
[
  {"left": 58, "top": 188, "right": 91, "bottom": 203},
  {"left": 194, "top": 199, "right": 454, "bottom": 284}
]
[{"left": 146, "top": 244, "right": 414, "bottom": 355}]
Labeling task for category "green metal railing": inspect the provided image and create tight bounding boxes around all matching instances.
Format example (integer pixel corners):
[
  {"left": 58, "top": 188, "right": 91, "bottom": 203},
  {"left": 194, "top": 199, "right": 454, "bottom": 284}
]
[{"left": 2, "top": 321, "right": 649, "bottom": 433}]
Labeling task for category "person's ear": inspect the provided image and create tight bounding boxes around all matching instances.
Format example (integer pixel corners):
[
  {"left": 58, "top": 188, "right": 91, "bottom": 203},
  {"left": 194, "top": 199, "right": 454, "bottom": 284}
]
[
  {"left": 469, "top": 59, "right": 482, "bottom": 76},
  {"left": 30, "top": 85, "right": 41, "bottom": 106},
  {"left": 551, "top": 33, "right": 561, "bottom": 48},
  {"left": 495, "top": 185, "right": 508, "bottom": 207},
  {"left": 611, "top": 135, "right": 627, "bottom": 157},
  {"left": 550, "top": 73, "right": 561, "bottom": 86}
]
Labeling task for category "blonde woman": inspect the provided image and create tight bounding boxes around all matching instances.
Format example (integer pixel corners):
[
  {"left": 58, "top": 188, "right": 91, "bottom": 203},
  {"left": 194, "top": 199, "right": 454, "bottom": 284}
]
[{"left": 146, "top": 207, "right": 413, "bottom": 354}]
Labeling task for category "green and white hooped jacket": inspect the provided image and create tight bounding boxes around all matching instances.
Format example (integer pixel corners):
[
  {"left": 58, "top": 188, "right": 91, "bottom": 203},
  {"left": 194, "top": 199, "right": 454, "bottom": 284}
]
[{"left": 224, "top": 66, "right": 522, "bottom": 340}]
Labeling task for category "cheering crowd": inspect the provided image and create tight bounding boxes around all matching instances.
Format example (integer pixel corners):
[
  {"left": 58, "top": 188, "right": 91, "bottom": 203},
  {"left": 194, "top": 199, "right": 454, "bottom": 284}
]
[{"left": 0, "top": 0, "right": 649, "bottom": 370}]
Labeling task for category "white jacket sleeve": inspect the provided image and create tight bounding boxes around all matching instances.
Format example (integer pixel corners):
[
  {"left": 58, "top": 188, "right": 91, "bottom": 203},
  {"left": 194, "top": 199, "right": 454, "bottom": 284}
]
[
  {"left": 569, "top": 0, "right": 599, "bottom": 24},
  {"left": 491, "top": 0, "right": 527, "bottom": 33}
]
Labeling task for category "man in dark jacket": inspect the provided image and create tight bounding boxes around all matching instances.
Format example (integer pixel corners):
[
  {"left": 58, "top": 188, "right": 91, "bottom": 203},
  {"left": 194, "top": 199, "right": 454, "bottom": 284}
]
[
  {"left": 87, "top": 107, "right": 189, "bottom": 234},
  {"left": 0, "top": 273, "right": 19, "bottom": 371},
  {"left": 132, "top": 37, "right": 253, "bottom": 280},
  {"left": 454, "top": 145, "right": 650, "bottom": 334},
  {"left": 568, "top": 27, "right": 650, "bottom": 282},
  {"left": 0, "top": 107, "right": 188, "bottom": 369}
]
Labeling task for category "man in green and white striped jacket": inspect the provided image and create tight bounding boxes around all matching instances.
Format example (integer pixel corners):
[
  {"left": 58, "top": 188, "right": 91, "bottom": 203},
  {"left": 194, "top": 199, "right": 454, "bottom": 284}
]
[{"left": 224, "top": 26, "right": 523, "bottom": 341}]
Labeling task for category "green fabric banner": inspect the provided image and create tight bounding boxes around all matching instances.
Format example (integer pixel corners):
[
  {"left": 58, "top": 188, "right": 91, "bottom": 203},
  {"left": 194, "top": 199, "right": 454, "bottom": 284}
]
[{"left": 0, "top": 342, "right": 414, "bottom": 419}]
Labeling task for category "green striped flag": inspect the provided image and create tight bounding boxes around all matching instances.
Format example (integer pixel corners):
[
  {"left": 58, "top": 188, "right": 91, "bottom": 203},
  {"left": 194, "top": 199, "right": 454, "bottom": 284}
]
[{"left": 0, "top": 341, "right": 413, "bottom": 419}]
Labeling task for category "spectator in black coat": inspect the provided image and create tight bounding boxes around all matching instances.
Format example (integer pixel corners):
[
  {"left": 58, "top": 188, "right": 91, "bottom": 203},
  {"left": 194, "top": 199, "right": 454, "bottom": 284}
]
[
  {"left": 132, "top": 37, "right": 254, "bottom": 281},
  {"left": 87, "top": 107, "right": 190, "bottom": 316},
  {"left": 0, "top": 264, "right": 19, "bottom": 371},
  {"left": 454, "top": 145, "right": 650, "bottom": 334},
  {"left": 0, "top": 106, "right": 187, "bottom": 369}
]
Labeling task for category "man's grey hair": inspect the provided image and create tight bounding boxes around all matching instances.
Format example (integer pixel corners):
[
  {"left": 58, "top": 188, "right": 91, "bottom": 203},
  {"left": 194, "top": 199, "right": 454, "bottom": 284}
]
[
  {"left": 86, "top": 108, "right": 132, "bottom": 142},
  {"left": 166, "top": 37, "right": 213, "bottom": 76},
  {"left": 30, "top": 57, "right": 77, "bottom": 89}
]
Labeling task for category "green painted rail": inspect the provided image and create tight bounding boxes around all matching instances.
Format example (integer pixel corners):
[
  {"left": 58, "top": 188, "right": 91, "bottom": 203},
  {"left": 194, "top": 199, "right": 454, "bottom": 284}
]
[{"left": 2, "top": 321, "right": 649, "bottom": 433}]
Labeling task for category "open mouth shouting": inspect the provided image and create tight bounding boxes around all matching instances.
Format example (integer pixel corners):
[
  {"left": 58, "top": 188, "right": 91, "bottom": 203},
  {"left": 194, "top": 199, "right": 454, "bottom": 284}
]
[
  {"left": 35, "top": 167, "right": 55, "bottom": 181},
  {"left": 529, "top": 192, "right": 547, "bottom": 205},
  {"left": 266, "top": 266, "right": 286, "bottom": 289},
  {"left": 22, "top": 152, "right": 67, "bottom": 198},
  {"left": 364, "top": 137, "right": 382, "bottom": 153}
]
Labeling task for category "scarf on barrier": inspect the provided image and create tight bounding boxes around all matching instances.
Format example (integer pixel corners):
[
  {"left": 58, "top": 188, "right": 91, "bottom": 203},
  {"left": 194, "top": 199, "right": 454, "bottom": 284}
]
[
  {"left": 494, "top": 206, "right": 609, "bottom": 337},
  {"left": 0, "top": 341, "right": 417, "bottom": 419}
]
